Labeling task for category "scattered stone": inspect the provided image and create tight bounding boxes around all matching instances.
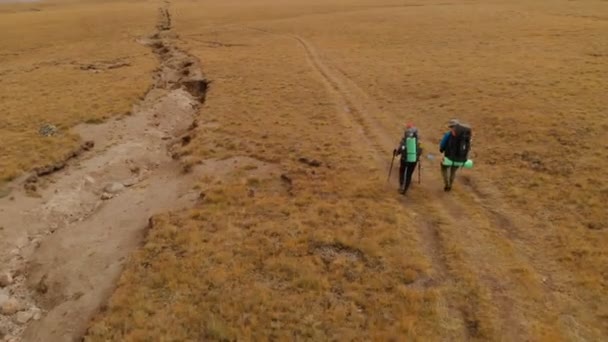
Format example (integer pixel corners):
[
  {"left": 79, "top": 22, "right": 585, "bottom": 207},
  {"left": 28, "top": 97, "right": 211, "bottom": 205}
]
[
  {"left": 103, "top": 182, "right": 124, "bottom": 194},
  {"left": 24, "top": 182, "right": 37, "bottom": 193},
  {"left": 129, "top": 165, "right": 141, "bottom": 174},
  {"left": 0, "top": 272, "right": 13, "bottom": 287},
  {"left": 84, "top": 176, "right": 96, "bottom": 185},
  {"left": 122, "top": 178, "right": 138, "bottom": 187},
  {"left": 101, "top": 193, "right": 114, "bottom": 201},
  {"left": 34, "top": 161, "right": 66, "bottom": 177},
  {"left": 82, "top": 140, "right": 95, "bottom": 151},
  {"left": 15, "top": 310, "right": 34, "bottom": 324},
  {"left": 39, "top": 123, "right": 58, "bottom": 137},
  {"left": 49, "top": 223, "right": 58, "bottom": 233},
  {"left": 298, "top": 157, "right": 322, "bottom": 167},
  {"left": 31, "top": 238, "right": 42, "bottom": 249},
  {"left": 25, "top": 175, "right": 38, "bottom": 184},
  {"left": 36, "top": 275, "right": 48, "bottom": 295},
  {"left": 0, "top": 298, "right": 22, "bottom": 315}
]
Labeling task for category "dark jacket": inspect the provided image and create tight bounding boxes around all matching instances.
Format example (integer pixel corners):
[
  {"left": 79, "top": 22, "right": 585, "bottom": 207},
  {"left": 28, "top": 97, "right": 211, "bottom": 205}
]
[{"left": 396, "top": 130, "right": 422, "bottom": 163}]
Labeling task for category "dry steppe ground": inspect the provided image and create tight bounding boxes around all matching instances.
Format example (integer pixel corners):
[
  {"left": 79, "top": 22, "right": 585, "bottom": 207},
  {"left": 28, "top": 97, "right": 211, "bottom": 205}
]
[
  {"left": 1, "top": 0, "right": 607, "bottom": 341},
  {"left": 0, "top": 0, "right": 157, "bottom": 183}
]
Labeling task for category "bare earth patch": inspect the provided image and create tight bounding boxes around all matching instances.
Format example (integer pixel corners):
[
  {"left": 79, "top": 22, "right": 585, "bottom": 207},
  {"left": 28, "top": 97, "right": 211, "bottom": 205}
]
[{"left": 0, "top": 0, "right": 606, "bottom": 341}]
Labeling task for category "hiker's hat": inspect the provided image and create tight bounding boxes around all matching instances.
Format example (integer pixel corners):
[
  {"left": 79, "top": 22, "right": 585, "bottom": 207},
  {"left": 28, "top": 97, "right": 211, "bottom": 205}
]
[
  {"left": 448, "top": 119, "right": 460, "bottom": 127},
  {"left": 405, "top": 122, "right": 414, "bottom": 128}
]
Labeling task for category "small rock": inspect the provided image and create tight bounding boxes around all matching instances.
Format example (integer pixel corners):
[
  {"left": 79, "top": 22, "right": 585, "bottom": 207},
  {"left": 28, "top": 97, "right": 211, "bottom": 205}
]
[
  {"left": 122, "top": 178, "right": 138, "bottom": 187},
  {"left": 36, "top": 275, "right": 48, "bottom": 294},
  {"left": 84, "top": 176, "right": 96, "bottom": 185},
  {"left": 24, "top": 182, "right": 37, "bottom": 192},
  {"left": 103, "top": 182, "right": 124, "bottom": 194},
  {"left": 82, "top": 140, "right": 95, "bottom": 150},
  {"left": 0, "top": 272, "right": 13, "bottom": 287},
  {"left": 101, "top": 193, "right": 113, "bottom": 200},
  {"left": 39, "top": 123, "right": 58, "bottom": 137},
  {"left": 49, "top": 223, "right": 58, "bottom": 233},
  {"left": 15, "top": 310, "right": 34, "bottom": 324},
  {"left": 0, "top": 298, "right": 22, "bottom": 315}
]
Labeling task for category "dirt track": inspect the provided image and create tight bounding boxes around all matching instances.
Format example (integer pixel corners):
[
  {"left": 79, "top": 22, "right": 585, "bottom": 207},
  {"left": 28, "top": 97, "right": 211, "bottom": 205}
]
[
  {"left": 242, "top": 27, "right": 604, "bottom": 339},
  {"left": 1, "top": 0, "right": 606, "bottom": 340}
]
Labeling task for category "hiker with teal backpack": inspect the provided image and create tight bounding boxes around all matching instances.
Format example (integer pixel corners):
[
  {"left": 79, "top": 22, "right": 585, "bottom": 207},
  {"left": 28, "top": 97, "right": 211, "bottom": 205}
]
[
  {"left": 393, "top": 123, "right": 422, "bottom": 195},
  {"left": 439, "top": 119, "right": 473, "bottom": 192}
]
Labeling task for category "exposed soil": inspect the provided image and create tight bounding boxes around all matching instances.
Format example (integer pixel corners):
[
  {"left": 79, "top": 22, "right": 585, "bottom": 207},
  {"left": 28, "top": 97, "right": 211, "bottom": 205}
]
[{"left": 0, "top": 4, "right": 209, "bottom": 341}]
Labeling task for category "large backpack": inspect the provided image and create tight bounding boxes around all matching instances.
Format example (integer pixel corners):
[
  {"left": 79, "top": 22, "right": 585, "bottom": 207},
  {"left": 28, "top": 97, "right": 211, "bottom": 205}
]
[
  {"left": 446, "top": 124, "right": 471, "bottom": 163},
  {"left": 402, "top": 128, "right": 420, "bottom": 162}
]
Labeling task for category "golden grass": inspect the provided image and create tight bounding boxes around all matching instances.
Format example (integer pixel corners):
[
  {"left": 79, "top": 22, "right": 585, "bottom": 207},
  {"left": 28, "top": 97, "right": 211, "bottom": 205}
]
[
  {"left": 1, "top": 0, "right": 603, "bottom": 339},
  {"left": 86, "top": 3, "right": 453, "bottom": 339},
  {"left": 0, "top": 0, "right": 157, "bottom": 182}
]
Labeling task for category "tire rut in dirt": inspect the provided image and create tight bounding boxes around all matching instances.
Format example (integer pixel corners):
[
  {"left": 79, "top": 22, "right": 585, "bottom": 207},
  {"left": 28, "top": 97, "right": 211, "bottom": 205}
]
[{"left": 248, "top": 29, "right": 472, "bottom": 338}]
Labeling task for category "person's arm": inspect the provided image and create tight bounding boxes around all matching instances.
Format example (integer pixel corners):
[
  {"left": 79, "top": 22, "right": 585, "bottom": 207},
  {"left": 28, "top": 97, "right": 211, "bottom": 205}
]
[
  {"left": 439, "top": 132, "right": 450, "bottom": 152},
  {"left": 394, "top": 138, "right": 405, "bottom": 156}
]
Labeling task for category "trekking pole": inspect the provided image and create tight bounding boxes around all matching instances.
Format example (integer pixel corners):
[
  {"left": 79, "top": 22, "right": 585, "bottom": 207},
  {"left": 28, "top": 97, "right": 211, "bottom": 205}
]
[
  {"left": 387, "top": 151, "right": 396, "bottom": 182},
  {"left": 418, "top": 159, "right": 421, "bottom": 184}
]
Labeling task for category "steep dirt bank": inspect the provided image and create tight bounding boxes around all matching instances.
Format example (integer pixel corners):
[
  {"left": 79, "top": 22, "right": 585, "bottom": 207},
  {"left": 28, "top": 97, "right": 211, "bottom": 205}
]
[{"left": 0, "top": 4, "right": 208, "bottom": 341}]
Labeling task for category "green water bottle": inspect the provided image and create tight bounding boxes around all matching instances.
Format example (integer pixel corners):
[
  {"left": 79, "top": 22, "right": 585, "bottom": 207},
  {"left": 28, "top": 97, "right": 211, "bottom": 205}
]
[{"left": 464, "top": 159, "right": 474, "bottom": 169}]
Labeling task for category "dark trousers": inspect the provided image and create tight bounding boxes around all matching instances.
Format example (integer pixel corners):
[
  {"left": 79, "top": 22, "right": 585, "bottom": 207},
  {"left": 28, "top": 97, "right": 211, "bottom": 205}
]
[{"left": 399, "top": 161, "right": 417, "bottom": 191}]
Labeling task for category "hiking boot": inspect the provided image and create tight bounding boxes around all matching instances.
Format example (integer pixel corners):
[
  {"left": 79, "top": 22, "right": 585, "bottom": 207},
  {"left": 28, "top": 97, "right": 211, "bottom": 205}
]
[{"left": 443, "top": 186, "right": 449, "bottom": 192}]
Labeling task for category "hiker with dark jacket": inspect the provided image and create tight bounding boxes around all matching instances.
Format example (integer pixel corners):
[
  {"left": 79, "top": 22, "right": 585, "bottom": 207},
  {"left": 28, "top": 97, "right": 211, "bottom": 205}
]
[
  {"left": 439, "top": 119, "right": 471, "bottom": 192},
  {"left": 394, "top": 123, "right": 422, "bottom": 195}
]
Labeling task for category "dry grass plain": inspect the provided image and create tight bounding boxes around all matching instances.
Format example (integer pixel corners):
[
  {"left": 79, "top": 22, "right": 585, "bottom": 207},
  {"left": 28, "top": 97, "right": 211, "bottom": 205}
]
[
  {"left": 84, "top": 0, "right": 607, "bottom": 340},
  {"left": 1, "top": 0, "right": 607, "bottom": 340},
  {"left": 0, "top": 0, "right": 157, "bottom": 184}
]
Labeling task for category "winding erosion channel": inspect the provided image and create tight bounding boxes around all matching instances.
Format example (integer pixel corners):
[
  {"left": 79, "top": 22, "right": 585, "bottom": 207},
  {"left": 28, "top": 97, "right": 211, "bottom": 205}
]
[{"left": 0, "top": 4, "right": 208, "bottom": 341}]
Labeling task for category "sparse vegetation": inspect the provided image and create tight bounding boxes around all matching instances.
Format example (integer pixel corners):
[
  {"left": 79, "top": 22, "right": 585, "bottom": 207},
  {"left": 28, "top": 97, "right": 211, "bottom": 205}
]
[
  {"left": 1, "top": 0, "right": 606, "bottom": 340},
  {"left": 0, "top": 0, "right": 157, "bottom": 183}
]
